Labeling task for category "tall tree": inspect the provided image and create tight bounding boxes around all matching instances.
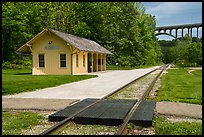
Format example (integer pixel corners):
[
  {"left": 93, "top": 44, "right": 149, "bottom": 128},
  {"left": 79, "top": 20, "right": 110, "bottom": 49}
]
[{"left": 2, "top": 2, "right": 163, "bottom": 68}]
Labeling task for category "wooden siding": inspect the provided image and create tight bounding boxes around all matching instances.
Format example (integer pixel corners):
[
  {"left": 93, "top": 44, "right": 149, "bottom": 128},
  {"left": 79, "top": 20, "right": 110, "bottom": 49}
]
[
  {"left": 32, "top": 31, "right": 71, "bottom": 75},
  {"left": 72, "top": 51, "right": 88, "bottom": 75}
]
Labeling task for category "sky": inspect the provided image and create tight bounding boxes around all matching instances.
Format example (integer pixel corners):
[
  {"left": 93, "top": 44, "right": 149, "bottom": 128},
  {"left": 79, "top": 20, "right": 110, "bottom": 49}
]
[{"left": 141, "top": 2, "right": 202, "bottom": 40}]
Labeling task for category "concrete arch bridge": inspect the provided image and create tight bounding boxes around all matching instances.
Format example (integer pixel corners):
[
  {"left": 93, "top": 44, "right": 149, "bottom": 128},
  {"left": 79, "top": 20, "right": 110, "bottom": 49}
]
[{"left": 155, "top": 23, "right": 202, "bottom": 39}]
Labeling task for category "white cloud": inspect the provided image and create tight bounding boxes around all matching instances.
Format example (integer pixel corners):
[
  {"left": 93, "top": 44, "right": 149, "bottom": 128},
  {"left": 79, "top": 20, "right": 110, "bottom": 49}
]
[
  {"left": 145, "top": 2, "right": 201, "bottom": 19},
  {"left": 142, "top": 2, "right": 202, "bottom": 40}
]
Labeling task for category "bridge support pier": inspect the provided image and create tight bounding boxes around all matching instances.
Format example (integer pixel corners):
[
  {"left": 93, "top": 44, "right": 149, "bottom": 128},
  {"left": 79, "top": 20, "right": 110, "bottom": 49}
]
[
  {"left": 175, "top": 29, "right": 178, "bottom": 38},
  {"left": 187, "top": 28, "right": 190, "bottom": 37},
  {"left": 197, "top": 27, "right": 199, "bottom": 38},
  {"left": 164, "top": 29, "right": 167, "bottom": 33},
  {"left": 190, "top": 27, "right": 192, "bottom": 38},
  {"left": 155, "top": 23, "right": 202, "bottom": 39}
]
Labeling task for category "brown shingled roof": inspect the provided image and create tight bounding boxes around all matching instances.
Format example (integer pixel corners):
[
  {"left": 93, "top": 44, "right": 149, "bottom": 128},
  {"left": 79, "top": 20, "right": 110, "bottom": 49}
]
[
  {"left": 17, "top": 28, "right": 112, "bottom": 55},
  {"left": 48, "top": 28, "right": 112, "bottom": 54}
]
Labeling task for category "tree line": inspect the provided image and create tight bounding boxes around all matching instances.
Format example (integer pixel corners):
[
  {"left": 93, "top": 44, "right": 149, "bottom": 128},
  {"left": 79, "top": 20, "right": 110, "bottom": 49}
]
[
  {"left": 159, "top": 35, "right": 202, "bottom": 67},
  {"left": 2, "top": 2, "right": 163, "bottom": 69}
]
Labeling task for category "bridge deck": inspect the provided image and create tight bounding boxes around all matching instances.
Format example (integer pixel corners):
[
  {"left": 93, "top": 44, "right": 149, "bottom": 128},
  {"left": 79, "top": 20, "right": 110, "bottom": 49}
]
[{"left": 156, "top": 23, "right": 202, "bottom": 30}]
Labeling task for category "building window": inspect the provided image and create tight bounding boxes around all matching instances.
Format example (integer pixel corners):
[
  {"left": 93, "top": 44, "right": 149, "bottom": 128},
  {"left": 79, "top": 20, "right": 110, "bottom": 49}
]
[
  {"left": 39, "top": 54, "right": 45, "bottom": 67},
  {"left": 60, "top": 54, "right": 66, "bottom": 68},
  {"left": 76, "top": 54, "right": 78, "bottom": 67},
  {"left": 83, "top": 55, "right": 85, "bottom": 67}
]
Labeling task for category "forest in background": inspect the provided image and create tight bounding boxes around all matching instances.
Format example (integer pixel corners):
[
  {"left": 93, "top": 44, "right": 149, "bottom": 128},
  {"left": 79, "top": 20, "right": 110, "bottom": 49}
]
[
  {"left": 159, "top": 36, "right": 202, "bottom": 67},
  {"left": 2, "top": 2, "right": 163, "bottom": 69},
  {"left": 2, "top": 2, "right": 202, "bottom": 69}
]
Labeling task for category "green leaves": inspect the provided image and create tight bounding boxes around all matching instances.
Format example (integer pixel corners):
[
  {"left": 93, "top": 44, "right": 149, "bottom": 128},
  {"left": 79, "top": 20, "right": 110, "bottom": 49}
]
[
  {"left": 159, "top": 35, "right": 202, "bottom": 66},
  {"left": 73, "top": 22, "right": 91, "bottom": 38},
  {"left": 2, "top": 2, "right": 162, "bottom": 67},
  {"left": 185, "top": 42, "right": 202, "bottom": 65}
]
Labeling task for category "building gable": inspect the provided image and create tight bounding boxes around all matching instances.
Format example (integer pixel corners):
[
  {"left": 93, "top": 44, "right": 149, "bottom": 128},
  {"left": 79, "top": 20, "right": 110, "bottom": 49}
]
[{"left": 17, "top": 28, "right": 112, "bottom": 55}]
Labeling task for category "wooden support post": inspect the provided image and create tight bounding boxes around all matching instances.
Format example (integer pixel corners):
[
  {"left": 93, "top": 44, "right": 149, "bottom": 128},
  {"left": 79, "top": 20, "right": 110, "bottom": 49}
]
[
  {"left": 100, "top": 54, "right": 102, "bottom": 71},
  {"left": 96, "top": 53, "right": 98, "bottom": 72},
  {"left": 91, "top": 53, "right": 93, "bottom": 73},
  {"left": 104, "top": 54, "right": 106, "bottom": 71},
  {"left": 26, "top": 44, "right": 33, "bottom": 52}
]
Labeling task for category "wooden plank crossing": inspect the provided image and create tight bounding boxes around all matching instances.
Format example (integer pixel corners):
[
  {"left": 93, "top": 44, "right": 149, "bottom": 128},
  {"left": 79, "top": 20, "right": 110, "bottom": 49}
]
[
  {"left": 130, "top": 100, "right": 156, "bottom": 127},
  {"left": 74, "top": 99, "right": 137, "bottom": 126},
  {"left": 99, "top": 99, "right": 138, "bottom": 125},
  {"left": 48, "top": 98, "right": 99, "bottom": 121},
  {"left": 48, "top": 99, "right": 156, "bottom": 127}
]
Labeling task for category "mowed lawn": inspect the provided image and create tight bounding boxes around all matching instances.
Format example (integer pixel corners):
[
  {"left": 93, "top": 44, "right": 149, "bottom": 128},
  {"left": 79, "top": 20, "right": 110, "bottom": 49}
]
[
  {"left": 2, "top": 111, "right": 43, "bottom": 135},
  {"left": 157, "top": 68, "right": 202, "bottom": 105},
  {"left": 153, "top": 116, "right": 202, "bottom": 135},
  {"left": 2, "top": 69, "right": 97, "bottom": 95}
]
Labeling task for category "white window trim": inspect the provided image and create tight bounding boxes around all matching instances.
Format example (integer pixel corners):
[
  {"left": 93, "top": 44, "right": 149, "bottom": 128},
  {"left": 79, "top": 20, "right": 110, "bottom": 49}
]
[
  {"left": 59, "top": 53, "right": 67, "bottom": 68},
  {"left": 38, "top": 53, "right": 45, "bottom": 68}
]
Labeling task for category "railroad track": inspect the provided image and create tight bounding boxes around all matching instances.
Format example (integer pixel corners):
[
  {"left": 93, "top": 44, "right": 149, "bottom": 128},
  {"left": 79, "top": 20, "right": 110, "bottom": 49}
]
[
  {"left": 116, "top": 64, "right": 168, "bottom": 135},
  {"left": 39, "top": 64, "right": 168, "bottom": 135}
]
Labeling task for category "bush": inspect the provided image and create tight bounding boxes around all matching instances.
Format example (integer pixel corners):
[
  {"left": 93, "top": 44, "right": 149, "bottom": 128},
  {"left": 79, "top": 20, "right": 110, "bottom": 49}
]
[
  {"left": 185, "top": 42, "right": 202, "bottom": 66},
  {"left": 2, "top": 61, "right": 31, "bottom": 69},
  {"left": 175, "top": 59, "right": 200, "bottom": 67}
]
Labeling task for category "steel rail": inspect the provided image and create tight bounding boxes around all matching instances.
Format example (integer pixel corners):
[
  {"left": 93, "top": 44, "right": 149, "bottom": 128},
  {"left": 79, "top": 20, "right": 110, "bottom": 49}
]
[
  {"left": 105, "top": 65, "right": 164, "bottom": 98},
  {"left": 115, "top": 64, "right": 168, "bottom": 135},
  {"left": 39, "top": 99, "right": 102, "bottom": 135},
  {"left": 39, "top": 65, "right": 166, "bottom": 135}
]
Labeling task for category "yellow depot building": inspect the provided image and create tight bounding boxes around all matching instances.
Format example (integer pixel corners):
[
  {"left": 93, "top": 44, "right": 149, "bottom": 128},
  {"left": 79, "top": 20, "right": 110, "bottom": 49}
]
[{"left": 17, "top": 28, "right": 112, "bottom": 75}]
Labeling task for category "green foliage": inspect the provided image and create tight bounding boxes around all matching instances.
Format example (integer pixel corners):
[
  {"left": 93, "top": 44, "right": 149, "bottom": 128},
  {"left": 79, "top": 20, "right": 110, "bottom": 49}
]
[
  {"left": 2, "top": 61, "right": 24, "bottom": 69},
  {"left": 159, "top": 34, "right": 202, "bottom": 67},
  {"left": 2, "top": 111, "right": 43, "bottom": 135},
  {"left": 2, "top": 2, "right": 162, "bottom": 68},
  {"left": 184, "top": 42, "right": 202, "bottom": 66},
  {"left": 2, "top": 55, "right": 32, "bottom": 69}
]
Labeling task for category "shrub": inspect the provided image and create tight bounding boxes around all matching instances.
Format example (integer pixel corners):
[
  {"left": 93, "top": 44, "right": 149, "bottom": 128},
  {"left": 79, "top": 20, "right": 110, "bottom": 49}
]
[{"left": 2, "top": 61, "right": 31, "bottom": 69}]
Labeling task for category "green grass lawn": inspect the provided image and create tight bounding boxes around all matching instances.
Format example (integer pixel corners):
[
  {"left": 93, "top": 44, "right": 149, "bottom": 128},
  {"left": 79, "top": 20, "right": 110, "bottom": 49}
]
[
  {"left": 2, "top": 69, "right": 97, "bottom": 95},
  {"left": 153, "top": 116, "right": 202, "bottom": 135},
  {"left": 2, "top": 111, "right": 43, "bottom": 135},
  {"left": 157, "top": 68, "right": 202, "bottom": 105}
]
